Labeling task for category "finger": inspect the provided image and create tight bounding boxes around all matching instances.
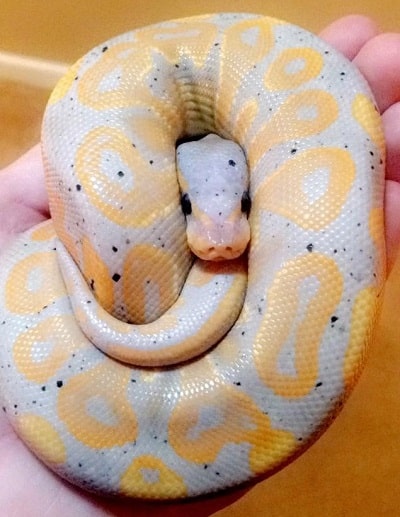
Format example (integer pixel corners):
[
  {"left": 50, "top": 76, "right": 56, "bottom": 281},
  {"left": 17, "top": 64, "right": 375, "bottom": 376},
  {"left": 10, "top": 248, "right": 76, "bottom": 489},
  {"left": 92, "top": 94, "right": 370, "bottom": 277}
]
[
  {"left": 382, "top": 102, "right": 400, "bottom": 182},
  {"left": 319, "top": 15, "right": 379, "bottom": 60},
  {"left": 351, "top": 36, "right": 400, "bottom": 267},
  {"left": 382, "top": 103, "right": 400, "bottom": 273},
  {"left": 0, "top": 144, "right": 48, "bottom": 216},
  {"left": 0, "top": 145, "right": 49, "bottom": 251},
  {"left": 385, "top": 179, "right": 400, "bottom": 273},
  {"left": 353, "top": 33, "right": 400, "bottom": 113}
]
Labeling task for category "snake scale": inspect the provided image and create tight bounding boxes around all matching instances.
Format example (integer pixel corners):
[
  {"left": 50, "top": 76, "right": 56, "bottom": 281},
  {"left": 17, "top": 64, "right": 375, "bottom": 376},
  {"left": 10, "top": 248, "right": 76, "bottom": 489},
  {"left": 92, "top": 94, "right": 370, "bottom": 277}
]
[{"left": 0, "top": 13, "right": 386, "bottom": 499}]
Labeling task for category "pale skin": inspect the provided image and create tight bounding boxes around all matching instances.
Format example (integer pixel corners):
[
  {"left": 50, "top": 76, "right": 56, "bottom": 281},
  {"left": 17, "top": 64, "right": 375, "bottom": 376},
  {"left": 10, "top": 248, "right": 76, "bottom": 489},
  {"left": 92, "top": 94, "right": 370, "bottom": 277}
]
[{"left": 0, "top": 15, "right": 399, "bottom": 516}]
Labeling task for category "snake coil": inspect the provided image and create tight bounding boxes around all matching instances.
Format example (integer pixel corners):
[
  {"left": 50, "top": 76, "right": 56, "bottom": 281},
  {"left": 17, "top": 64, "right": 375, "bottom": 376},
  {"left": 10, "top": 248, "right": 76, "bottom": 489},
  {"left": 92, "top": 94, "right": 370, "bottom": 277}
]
[{"left": 0, "top": 13, "right": 385, "bottom": 499}]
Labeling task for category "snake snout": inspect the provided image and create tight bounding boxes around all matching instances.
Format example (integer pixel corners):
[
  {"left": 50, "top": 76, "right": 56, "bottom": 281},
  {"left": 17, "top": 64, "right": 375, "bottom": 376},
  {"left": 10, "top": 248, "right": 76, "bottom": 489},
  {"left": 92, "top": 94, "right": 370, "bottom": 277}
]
[{"left": 188, "top": 219, "right": 250, "bottom": 261}]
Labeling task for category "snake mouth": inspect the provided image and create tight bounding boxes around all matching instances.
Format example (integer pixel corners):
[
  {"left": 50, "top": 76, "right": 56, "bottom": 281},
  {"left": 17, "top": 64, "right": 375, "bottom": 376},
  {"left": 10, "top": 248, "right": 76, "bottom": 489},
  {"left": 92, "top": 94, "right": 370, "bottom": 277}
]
[{"left": 189, "top": 243, "right": 247, "bottom": 261}]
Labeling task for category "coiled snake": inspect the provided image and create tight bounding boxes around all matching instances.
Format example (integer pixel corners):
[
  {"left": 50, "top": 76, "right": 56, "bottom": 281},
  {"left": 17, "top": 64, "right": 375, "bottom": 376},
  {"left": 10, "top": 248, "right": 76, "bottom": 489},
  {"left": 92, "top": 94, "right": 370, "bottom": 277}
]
[{"left": 0, "top": 13, "right": 386, "bottom": 499}]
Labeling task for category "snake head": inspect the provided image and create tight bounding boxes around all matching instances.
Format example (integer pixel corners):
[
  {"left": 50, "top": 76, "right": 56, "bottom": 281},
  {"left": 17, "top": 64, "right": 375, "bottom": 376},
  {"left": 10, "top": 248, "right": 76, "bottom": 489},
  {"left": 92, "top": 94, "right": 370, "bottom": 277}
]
[{"left": 177, "top": 134, "right": 251, "bottom": 261}]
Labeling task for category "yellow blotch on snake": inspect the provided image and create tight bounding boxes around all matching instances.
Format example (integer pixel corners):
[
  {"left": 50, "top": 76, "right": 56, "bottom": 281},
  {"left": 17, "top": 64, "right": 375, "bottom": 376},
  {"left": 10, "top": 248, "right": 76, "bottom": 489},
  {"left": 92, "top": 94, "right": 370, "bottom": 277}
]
[
  {"left": 13, "top": 315, "right": 86, "bottom": 384},
  {"left": 123, "top": 244, "right": 180, "bottom": 324},
  {"left": 120, "top": 455, "right": 187, "bottom": 498},
  {"left": 5, "top": 251, "right": 64, "bottom": 315},
  {"left": 253, "top": 253, "right": 343, "bottom": 398},
  {"left": 31, "top": 221, "right": 56, "bottom": 242},
  {"left": 57, "top": 361, "right": 138, "bottom": 448},
  {"left": 135, "top": 19, "right": 218, "bottom": 67},
  {"left": 168, "top": 384, "right": 295, "bottom": 473},
  {"left": 77, "top": 42, "right": 152, "bottom": 111},
  {"left": 343, "top": 287, "right": 382, "bottom": 397},
  {"left": 264, "top": 46, "right": 324, "bottom": 90},
  {"left": 75, "top": 126, "right": 177, "bottom": 228},
  {"left": 247, "top": 89, "right": 338, "bottom": 169},
  {"left": 16, "top": 414, "right": 66, "bottom": 465},
  {"left": 255, "top": 147, "right": 355, "bottom": 230},
  {"left": 369, "top": 207, "right": 386, "bottom": 286},
  {"left": 47, "top": 58, "right": 83, "bottom": 105},
  {"left": 352, "top": 93, "right": 385, "bottom": 156},
  {"left": 216, "top": 17, "right": 275, "bottom": 127},
  {"left": 81, "top": 236, "right": 114, "bottom": 315}
]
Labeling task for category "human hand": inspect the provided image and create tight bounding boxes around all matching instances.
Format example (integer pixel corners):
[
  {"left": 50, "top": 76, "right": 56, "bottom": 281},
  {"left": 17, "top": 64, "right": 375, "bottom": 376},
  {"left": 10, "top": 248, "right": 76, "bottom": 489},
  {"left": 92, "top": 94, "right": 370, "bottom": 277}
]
[
  {"left": 0, "top": 14, "right": 399, "bottom": 517},
  {"left": 319, "top": 15, "right": 400, "bottom": 272},
  {"left": 0, "top": 145, "right": 48, "bottom": 252}
]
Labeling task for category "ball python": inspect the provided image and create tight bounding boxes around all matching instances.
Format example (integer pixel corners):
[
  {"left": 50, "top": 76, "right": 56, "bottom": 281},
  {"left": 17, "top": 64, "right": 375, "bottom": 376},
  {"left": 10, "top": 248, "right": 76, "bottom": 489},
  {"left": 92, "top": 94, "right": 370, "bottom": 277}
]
[{"left": 0, "top": 13, "right": 386, "bottom": 499}]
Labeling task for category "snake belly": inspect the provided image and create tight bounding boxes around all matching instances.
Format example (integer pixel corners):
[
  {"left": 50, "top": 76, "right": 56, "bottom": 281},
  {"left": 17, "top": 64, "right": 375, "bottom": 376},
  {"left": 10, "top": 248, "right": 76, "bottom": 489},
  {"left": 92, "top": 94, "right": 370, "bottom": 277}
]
[{"left": 0, "top": 13, "right": 385, "bottom": 499}]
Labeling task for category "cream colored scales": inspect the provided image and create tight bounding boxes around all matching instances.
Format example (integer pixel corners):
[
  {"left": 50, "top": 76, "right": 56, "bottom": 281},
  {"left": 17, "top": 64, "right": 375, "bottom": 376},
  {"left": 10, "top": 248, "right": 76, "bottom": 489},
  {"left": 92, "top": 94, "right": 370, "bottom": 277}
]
[{"left": 0, "top": 14, "right": 385, "bottom": 499}]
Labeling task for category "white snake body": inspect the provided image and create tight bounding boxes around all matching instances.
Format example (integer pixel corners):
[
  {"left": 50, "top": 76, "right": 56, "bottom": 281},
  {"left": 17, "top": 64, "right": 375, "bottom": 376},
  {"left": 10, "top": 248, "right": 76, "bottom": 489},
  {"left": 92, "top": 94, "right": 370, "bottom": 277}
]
[{"left": 0, "top": 13, "right": 385, "bottom": 499}]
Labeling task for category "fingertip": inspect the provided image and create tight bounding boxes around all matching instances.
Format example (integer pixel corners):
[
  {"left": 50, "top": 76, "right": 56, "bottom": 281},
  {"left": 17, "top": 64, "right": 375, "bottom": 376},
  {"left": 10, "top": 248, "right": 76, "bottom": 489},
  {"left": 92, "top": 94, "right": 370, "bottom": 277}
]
[
  {"left": 319, "top": 15, "right": 380, "bottom": 60},
  {"left": 353, "top": 32, "right": 400, "bottom": 113},
  {"left": 382, "top": 102, "right": 400, "bottom": 182}
]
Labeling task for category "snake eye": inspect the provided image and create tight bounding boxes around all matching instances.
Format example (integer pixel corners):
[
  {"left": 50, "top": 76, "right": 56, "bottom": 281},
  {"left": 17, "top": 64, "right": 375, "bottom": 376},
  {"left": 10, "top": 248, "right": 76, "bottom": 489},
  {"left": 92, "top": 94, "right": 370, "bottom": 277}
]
[
  {"left": 241, "top": 191, "right": 251, "bottom": 215},
  {"left": 180, "top": 193, "right": 192, "bottom": 215}
]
